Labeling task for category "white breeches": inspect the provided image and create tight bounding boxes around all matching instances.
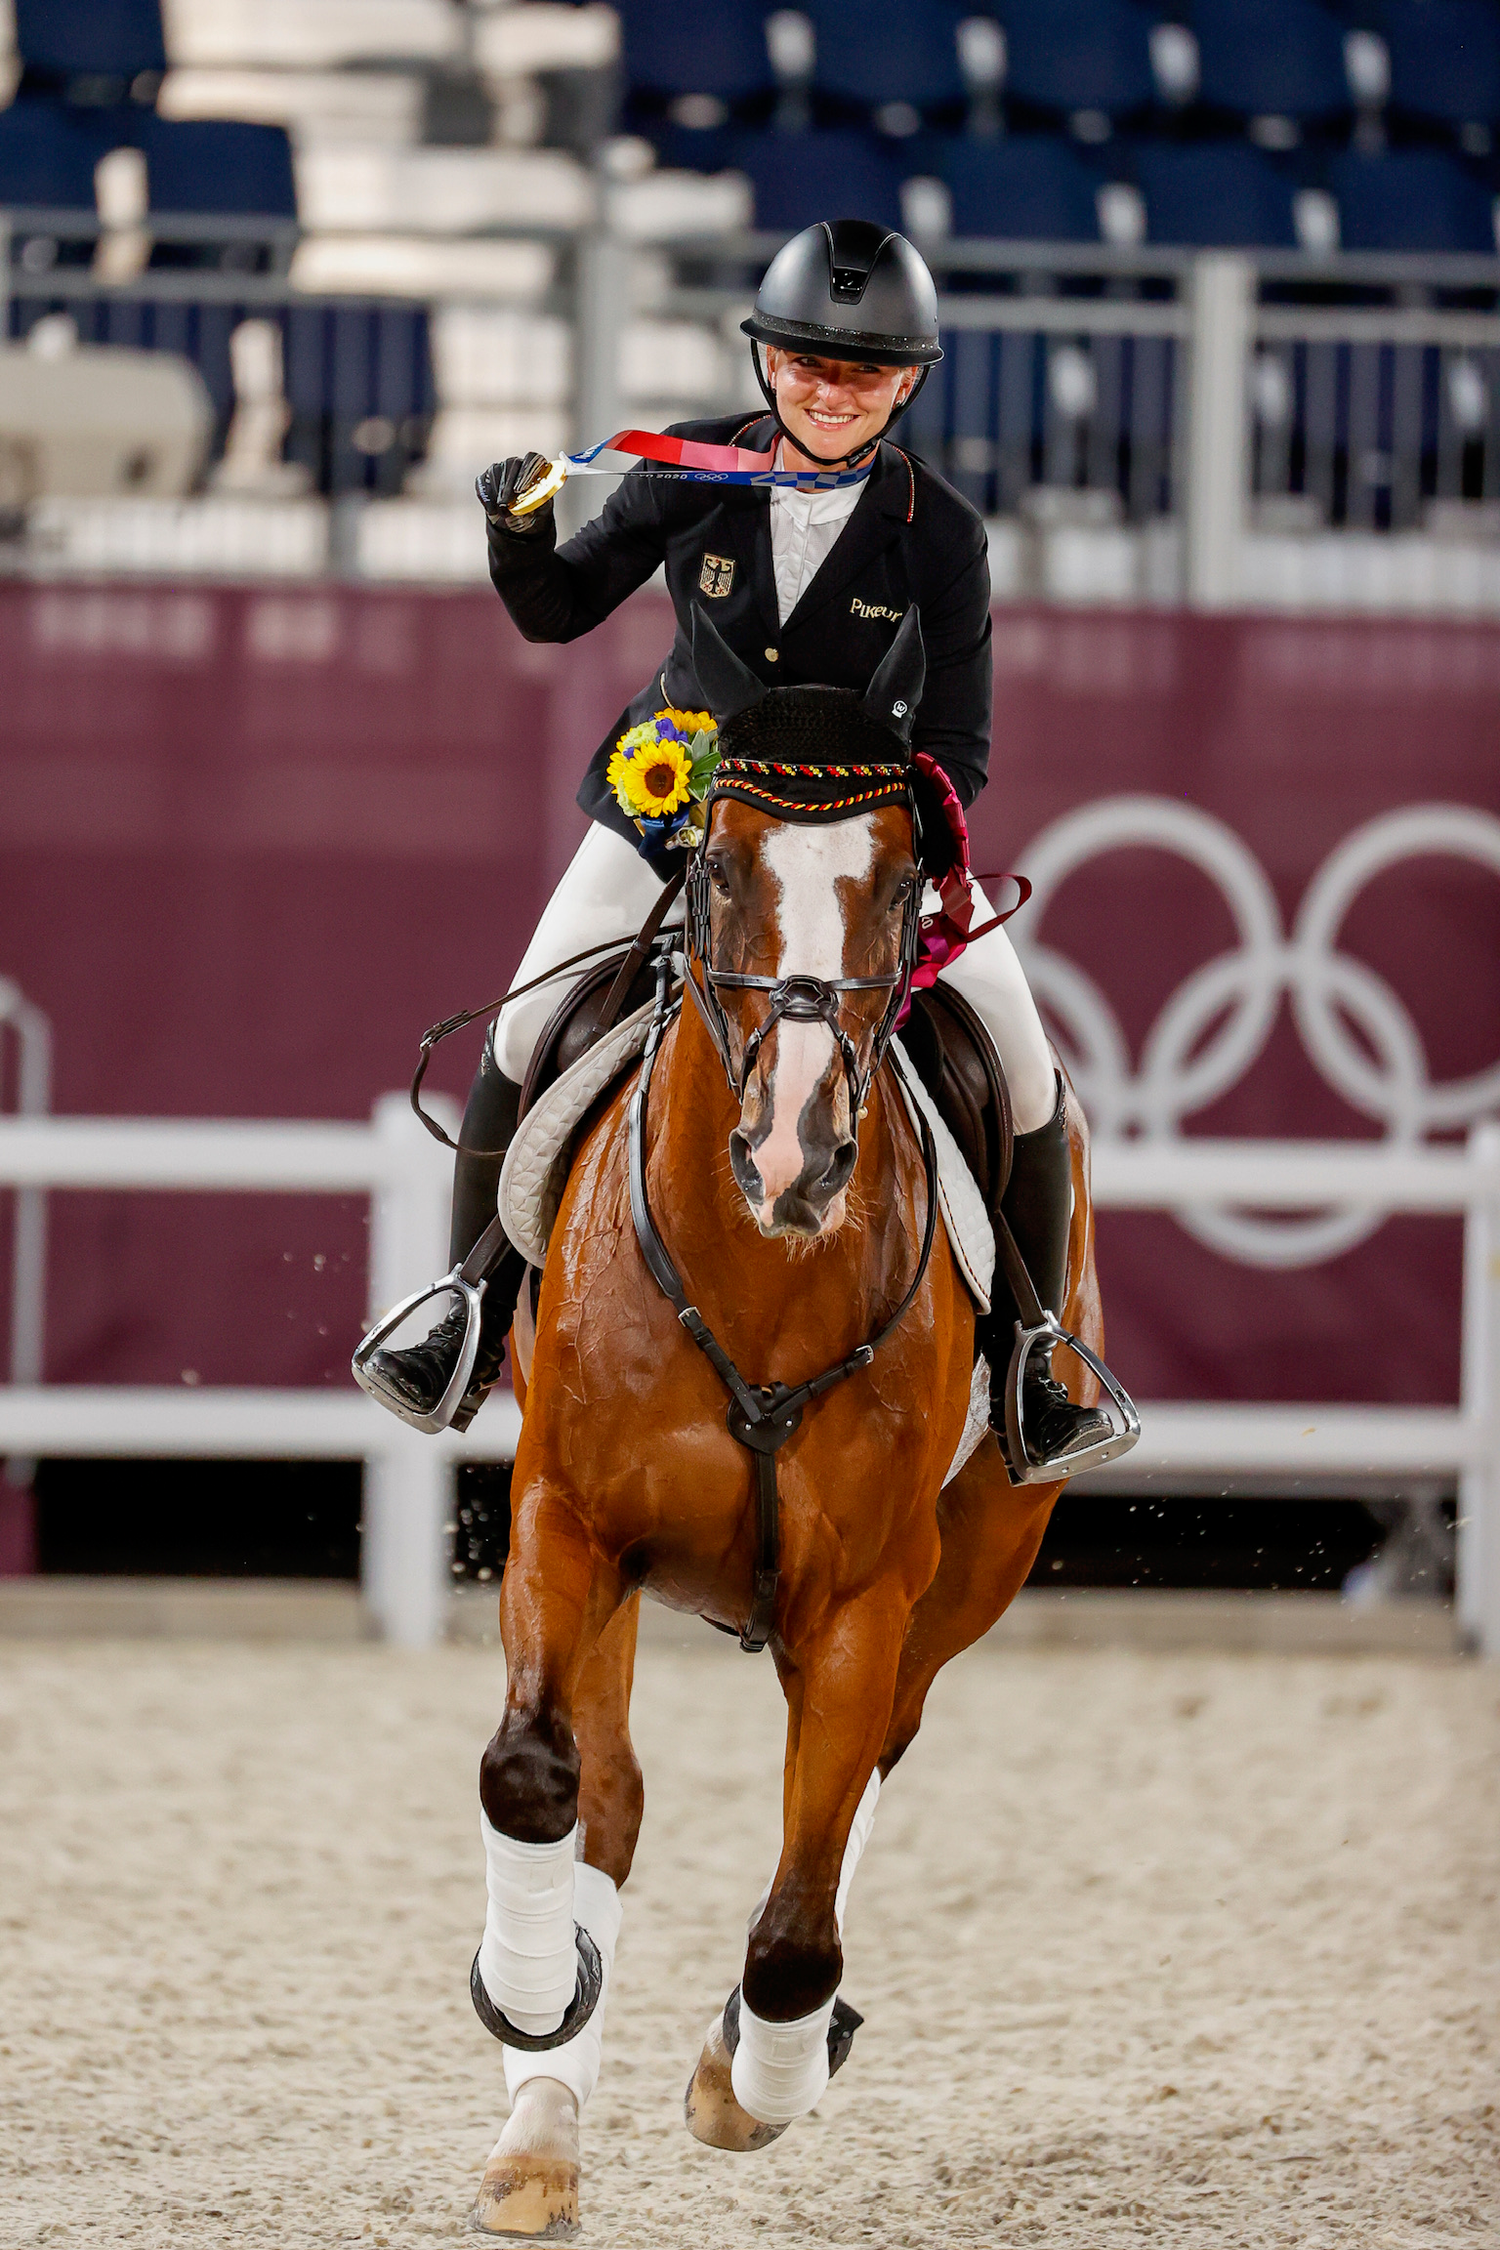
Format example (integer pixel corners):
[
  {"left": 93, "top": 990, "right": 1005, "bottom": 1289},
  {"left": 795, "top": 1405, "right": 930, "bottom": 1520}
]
[{"left": 492, "top": 824, "right": 1056, "bottom": 1134}]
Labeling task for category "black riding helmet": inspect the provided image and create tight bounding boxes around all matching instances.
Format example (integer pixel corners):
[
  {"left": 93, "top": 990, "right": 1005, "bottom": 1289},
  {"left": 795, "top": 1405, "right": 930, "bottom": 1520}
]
[{"left": 741, "top": 219, "right": 943, "bottom": 468}]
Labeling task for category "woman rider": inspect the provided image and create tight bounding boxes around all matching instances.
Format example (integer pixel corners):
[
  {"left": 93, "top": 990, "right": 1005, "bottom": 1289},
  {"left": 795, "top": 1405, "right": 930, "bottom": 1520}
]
[{"left": 363, "top": 217, "right": 1117, "bottom": 1470}]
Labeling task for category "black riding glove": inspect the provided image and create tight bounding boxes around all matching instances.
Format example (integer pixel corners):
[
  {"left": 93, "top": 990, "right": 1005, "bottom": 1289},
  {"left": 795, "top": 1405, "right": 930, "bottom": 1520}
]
[{"left": 476, "top": 452, "right": 554, "bottom": 537}]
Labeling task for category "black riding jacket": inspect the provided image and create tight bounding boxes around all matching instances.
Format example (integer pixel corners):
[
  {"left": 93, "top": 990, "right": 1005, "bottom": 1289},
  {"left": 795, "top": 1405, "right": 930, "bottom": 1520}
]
[{"left": 486, "top": 411, "right": 993, "bottom": 874}]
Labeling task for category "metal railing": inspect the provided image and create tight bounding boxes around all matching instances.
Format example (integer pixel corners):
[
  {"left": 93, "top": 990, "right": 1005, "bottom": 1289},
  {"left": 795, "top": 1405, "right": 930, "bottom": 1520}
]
[
  {"left": 649, "top": 232, "right": 1500, "bottom": 604},
  {"left": 6, "top": 202, "right": 1500, "bottom": 593},
  {"left": 0, "top": 978, "right": 49, "bottom": 1485},
  {"left": 0, "top": 1104, "right": 1495, "bottom": 1654}
]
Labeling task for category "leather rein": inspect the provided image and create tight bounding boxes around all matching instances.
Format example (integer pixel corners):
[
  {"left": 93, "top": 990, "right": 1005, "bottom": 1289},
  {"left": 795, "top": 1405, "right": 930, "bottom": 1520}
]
[{"left": 630, "top": 822, "right": 939, "bottom": 1655}]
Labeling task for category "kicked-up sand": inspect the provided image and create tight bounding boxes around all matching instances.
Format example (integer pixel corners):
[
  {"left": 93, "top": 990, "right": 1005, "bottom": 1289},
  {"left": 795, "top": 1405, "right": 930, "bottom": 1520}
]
[{"left": 1, "top": 1622, "right": 1495, "bottom": 2249}]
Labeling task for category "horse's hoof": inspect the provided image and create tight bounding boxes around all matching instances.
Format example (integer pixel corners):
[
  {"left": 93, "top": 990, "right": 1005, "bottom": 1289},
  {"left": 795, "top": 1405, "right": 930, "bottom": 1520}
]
[
  {"left": 682, "top": 2013, "right": 787, "bottom": 2153},
  {"left": 472, "top": 2080, "right": 580, "bottom": 2238},
  {"left": 471, "top": 2155, "right": 579, "bottom": 2238}
]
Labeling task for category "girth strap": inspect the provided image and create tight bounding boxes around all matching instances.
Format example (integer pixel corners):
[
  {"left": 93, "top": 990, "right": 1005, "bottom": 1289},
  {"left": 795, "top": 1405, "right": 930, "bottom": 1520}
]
[{"left": 629, "top": 954, "right": 939, "bottom": 1654}]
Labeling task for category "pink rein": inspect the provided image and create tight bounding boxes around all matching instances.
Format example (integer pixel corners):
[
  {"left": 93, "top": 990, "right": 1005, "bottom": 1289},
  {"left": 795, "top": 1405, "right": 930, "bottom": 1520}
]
[{"left": 900, "top": 753, "right": 1030, "bottom": 1022}]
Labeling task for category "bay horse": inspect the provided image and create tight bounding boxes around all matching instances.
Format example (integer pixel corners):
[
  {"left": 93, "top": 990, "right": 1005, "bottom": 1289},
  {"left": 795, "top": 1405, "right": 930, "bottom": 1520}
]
[{"left": 466, "top": 623, "right": 1109, "bottom": 2237}]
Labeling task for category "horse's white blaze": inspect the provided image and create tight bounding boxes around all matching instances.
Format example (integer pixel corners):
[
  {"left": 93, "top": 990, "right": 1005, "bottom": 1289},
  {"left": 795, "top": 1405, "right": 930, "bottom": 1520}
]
[{"left": 753, "top": 816, "right": 877, "bottom": 1205}]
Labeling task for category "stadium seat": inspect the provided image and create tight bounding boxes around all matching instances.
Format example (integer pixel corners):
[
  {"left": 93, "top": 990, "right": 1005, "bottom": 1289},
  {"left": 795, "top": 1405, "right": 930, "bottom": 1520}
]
[
  {"left": 998, "top": 0, "right": 1157, "bottom": 126},
  {"left": 719, "top": 126, "right": 905, "bottom": 232},
  {"left": 1328, "top": 145, "right": 1497, "bottom": 252},
  {"left": 1193, "top": 0, "right": 1350, "bottom": 127},
  {"left": 804, "top": 0, "right": 969, "bottom": 122},
  {"left": 0, "top": 98, "right": 110, "bottom": 207},
  {"left": 618, "top": 0, "right": 774, "bottom": 110},
  {"left": 1364, "top": 1, "right": 1500, "bottom": 138},
  {"left": 14, "top": 0, "right": 165, "bottom": 101},
  {"left": 935, "top": 133, "right": 1105, "bottom": 240},
  {"left": 132, "top": 113, "right": 296, "bottom": 218},
  {"left": 159, "top": 0, "right": 460, "bottom": 72},
  {"left": 1132, "top": 139, "right": 1300, "bottom": 245}
]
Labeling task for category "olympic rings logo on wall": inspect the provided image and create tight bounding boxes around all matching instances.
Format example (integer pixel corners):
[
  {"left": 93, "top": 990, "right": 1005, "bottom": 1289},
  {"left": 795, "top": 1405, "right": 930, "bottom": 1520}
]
[{"left": 1010, "top": 797, "right": 1500, "bottom": 1270}]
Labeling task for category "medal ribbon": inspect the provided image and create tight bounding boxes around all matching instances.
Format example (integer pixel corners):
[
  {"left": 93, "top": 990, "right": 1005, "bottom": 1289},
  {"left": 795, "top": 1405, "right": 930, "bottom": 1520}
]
[{"left": 511, "top": 428, "right": 873, "bottom": 513}]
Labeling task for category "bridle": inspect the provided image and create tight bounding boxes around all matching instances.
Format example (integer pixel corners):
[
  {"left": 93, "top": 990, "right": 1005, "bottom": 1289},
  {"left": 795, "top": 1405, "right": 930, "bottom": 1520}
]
[
  {"left": 628, "top": 769, "right": 938, "bottom": 1657},
  {"left": 680, "top": 762, "right": 925, "bottom": 1134}
]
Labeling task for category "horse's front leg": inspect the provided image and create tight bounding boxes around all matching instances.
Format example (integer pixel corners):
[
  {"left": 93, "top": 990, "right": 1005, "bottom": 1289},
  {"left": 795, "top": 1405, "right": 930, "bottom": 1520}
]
[
  {"left": 471, "top": 1479, "right": 626, "bottom": 2239},
  {"left": 685, "top": 1577, "right": 908, "bottom": 2151}
]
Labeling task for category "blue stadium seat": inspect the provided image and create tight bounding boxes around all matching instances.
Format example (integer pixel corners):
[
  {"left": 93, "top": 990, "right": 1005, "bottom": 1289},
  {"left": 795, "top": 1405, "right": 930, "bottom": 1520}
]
[
  {"left": 805, "top": 0, "right": 969, "bottom": 118},
  {"left": 721, "top": 127, "right": 905, "bottom": 231},
  {"left": 618, "top": 0, "right": 774, "bottom": 105},
  {"left": 998, "top": 0, "right": 1156, "bottom": 121},
  {"left": 14, "top": 0, "right": 165, "bottom": 99},
  {"left": 1132, "top": 139, "right": 1300, "bottom": 245},
  {"left": 1328, "top": 146, "right": 1497, "bottom": 252},
  {"left": 936, "top": 133, "right": 1104, "bottom": 239},
  {"left": 1367, "top": 1, "right": 1500, "bottom": 133},
  {"left": 132, "top": 115, "right": 297, "bottom": 219},
  {"left": 1193, "top": 0, "right": 1349, "bottom": 122},
  {"left": 0, "top": 98, "right": 109, "bottom": 208}
]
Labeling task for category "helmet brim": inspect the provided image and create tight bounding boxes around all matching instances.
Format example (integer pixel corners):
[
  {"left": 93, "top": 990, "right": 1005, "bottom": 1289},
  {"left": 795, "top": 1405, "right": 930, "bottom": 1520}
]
[{"left": 741, "top": 311, "right": 943, "bottom": 367}]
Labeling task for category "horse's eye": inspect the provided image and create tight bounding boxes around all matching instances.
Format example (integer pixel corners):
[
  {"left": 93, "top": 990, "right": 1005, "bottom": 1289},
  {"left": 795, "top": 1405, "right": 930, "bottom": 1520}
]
[
  {"left": 890, "top": 875, "right": 916, "bottom": 913},
  {"left": 707, "top": 858, "right": 732, "bottom": 897}
]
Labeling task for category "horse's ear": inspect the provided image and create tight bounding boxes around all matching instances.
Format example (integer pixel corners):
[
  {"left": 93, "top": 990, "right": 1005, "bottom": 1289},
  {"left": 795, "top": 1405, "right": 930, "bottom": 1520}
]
[
  {"left": 691, "top": 606, "right": 769, "bottom": 725},
  {"left": 862, "top": 605, "right": 924, "bottom": 744}
]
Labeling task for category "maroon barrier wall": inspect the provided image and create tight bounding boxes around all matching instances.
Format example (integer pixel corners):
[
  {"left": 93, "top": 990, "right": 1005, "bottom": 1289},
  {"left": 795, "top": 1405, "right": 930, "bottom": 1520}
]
[{"left": 1, "top": 582, "right": 1497, "bottom": 1437}]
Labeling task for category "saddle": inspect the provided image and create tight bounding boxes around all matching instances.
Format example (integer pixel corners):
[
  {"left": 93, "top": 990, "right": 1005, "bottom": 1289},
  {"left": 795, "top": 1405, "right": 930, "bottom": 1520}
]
[
  {"left": 519, "top": 945, "right": 658, "bottom": 1119},
  {"left": 899, "top": 984, "right": 1014, "bottom": 1212},
  {"left": 518, "top": 943, "right": 1013, "bottom": 1219}
]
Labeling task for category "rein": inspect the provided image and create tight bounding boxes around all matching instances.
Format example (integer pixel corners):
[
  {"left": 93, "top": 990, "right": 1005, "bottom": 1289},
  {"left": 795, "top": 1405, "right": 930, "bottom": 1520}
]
[
  {"left": 630, "top": 847, "right": 939, "bottom": 1653},
  {"left": 408, "top": 871, "right": 687, "bottom": 1154}
]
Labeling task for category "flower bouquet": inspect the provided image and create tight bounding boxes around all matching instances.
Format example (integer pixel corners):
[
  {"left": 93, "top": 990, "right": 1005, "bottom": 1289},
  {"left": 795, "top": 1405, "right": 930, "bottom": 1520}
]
[{"left": 607, "top": 708, "right": 720, "bottom": 851}]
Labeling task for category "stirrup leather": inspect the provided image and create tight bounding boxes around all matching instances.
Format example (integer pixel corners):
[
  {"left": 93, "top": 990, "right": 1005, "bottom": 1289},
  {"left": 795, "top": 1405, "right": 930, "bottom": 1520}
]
[{"left": 998, "top": 1311, "right": 1142, "bottom": 1485}]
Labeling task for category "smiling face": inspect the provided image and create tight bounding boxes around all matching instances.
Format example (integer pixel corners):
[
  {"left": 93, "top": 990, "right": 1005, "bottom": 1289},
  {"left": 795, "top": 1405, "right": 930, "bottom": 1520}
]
[
  {"left": 764, "top": 349, "right": 919, "bottom": 470},
  {"left": 702, "top": 800, "right": 919, "bottom": 1240}
]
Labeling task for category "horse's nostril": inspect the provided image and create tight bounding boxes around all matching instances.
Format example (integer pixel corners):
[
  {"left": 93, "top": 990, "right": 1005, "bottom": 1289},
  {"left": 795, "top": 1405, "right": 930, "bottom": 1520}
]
[
  {"left": 822, "top": 1141, "right": 858, "bottom": 1196},
  {"left": 729, "top": 1130, "right": 763, "bottom": 1200}
]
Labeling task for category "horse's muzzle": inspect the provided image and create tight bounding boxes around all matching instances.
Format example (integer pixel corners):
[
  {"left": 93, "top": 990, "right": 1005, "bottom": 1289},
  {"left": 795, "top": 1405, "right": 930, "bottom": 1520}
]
[{"left": 730, "top": 1124, "right": 857, "bottom": 1238}]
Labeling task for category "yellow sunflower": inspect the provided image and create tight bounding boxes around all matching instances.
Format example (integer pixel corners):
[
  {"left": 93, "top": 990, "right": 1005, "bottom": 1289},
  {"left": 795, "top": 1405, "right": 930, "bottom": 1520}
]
[
  {"left": 607, "top": 727, "right": 694, "bottom": 818},
  {"left": 661, "top": 706, "right": 714, "bottom": 738}
]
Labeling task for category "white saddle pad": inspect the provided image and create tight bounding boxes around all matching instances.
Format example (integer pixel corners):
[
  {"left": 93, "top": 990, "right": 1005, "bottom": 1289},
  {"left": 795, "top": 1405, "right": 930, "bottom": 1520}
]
[
  {"left": 498, "top": 1014, "right": 995, "bottom": 1323},
  {"left": 498, "top": 997, "right": 657, "bottom": 1269}
]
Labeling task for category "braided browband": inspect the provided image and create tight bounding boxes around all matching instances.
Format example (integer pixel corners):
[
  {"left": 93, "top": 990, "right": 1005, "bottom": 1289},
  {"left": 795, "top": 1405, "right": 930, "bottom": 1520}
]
[
  {"left": 709, "top": 756, "right": 911, "bottom": 821},
  {"left": 716, "top": 760, "right": 909, "bottom": 779}
]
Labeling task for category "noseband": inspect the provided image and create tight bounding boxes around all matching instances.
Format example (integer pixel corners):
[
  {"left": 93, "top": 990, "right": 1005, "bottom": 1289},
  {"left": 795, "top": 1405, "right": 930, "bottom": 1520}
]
[{"left": 682, "top": 768, "right": 924, "bottom": 1127}]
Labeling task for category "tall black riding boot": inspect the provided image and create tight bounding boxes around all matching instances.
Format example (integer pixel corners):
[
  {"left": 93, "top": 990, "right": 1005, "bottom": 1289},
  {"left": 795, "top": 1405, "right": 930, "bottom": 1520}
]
[
  {"left": 979, "top": 1075, "right": 1114, "bottom": 1470},
  {"left": 367, "top": 1047, "right": 527, "bottom": 1432}
]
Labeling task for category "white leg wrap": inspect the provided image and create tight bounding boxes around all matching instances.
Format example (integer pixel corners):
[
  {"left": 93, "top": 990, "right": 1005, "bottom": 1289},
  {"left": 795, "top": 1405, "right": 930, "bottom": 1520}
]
[
  {"left": 477, "top": 1814, "right": 578, "bottom": 2038},
  {"left": 503, "top": 1863, "right": 622, "bottom": 2114},
  {"left": 733, "top": 1771, "right": 881, "bottom": 2127},
  {"left": 834, "top": 1769, "right": 880, "bottom": 1937},
  {"left": 731, "top": 1994, "right": 837, "bottom": 2124}
]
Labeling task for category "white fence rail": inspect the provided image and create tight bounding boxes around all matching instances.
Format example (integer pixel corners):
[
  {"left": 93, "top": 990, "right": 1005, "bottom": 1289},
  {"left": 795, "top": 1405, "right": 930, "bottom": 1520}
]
[{"left": 0, "top": 1105, "right": 1495, "bottom": 1654}]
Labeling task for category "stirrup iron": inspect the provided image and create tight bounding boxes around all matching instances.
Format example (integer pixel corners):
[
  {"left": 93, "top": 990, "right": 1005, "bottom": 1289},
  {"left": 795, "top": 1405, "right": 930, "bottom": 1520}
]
[
  {"left": 352, "top": 1265, "right": 486, "bottom": 1435},
  {"left": 1000, "top": 1311, "right": 1141, "bottom": 1485}
]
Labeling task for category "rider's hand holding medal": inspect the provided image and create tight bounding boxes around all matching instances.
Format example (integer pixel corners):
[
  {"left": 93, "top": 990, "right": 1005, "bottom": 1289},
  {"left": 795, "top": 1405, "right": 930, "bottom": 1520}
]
[{"left": 476, "top": 452, "right": 558, "bottom": 535}]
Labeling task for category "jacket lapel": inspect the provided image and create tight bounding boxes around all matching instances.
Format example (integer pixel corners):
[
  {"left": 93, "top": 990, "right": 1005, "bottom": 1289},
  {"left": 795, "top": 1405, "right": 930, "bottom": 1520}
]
[{"left": 778, "top": 442, "right": 912, "bottom": 638}]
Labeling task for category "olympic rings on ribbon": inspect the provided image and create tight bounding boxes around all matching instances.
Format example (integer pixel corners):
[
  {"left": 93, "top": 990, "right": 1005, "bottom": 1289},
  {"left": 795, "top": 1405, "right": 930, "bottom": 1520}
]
[{"left": 1010, "top": 796, "right": 1500, "bottom": 1269}]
